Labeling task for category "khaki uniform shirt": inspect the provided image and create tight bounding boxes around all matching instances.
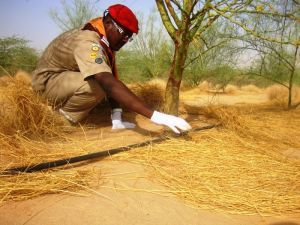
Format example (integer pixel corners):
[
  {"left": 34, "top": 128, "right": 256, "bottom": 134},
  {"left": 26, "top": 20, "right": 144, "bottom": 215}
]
[{"left": 32, "top": 29, "right": 112, "bottom": 92}]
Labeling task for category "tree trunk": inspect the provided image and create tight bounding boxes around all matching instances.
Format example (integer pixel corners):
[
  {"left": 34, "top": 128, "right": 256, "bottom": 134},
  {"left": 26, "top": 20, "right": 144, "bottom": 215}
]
[
  {"left": 288, "top": 80, "right": 293, "bottom": 109},
  {"left": 288, "top": 45, "right": 298, "bottom": 109},
  {"left": 164, "top": 42, "right": 189, "bottom": 115}
]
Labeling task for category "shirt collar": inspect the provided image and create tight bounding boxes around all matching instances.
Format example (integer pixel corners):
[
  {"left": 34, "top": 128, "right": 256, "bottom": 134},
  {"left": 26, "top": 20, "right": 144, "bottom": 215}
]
[{"left": 101, "top": 36, "right": 109, "bottom": 47}]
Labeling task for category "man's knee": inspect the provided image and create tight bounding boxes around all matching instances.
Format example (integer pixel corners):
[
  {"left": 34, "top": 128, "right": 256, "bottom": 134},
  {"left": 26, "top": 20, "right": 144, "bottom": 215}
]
[
  {"left": 81, "top": 79, "right": 106, "bottom": 103},
  {"left": 59, "top": 81, "right": 106, "bottom": 123}
]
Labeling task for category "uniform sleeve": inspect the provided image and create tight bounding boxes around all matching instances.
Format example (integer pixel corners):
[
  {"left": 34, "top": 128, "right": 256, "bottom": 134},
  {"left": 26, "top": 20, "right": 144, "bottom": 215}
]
[{"left": 74, "top": 39, "right": 112, "bottom": 80}]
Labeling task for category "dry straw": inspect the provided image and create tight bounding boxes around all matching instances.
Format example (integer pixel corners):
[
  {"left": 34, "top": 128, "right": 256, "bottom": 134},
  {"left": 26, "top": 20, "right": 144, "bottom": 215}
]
[
  {"left": 0, "top": 72, "right": 66, "bottom": 138},
  {"left": 0, "top": 168, "right": 102, "bottom": 203},
  {"left": 266, "top": 84, "right": 300, "bottom": 108},
  {"left": 224, "top": 84, "right": 238, "bottom": 94},
  {"left": 240, "top": 84, "right": 263, "bottom": 93},
  {"left": 1, "top": 75, "right": 300, "bottom": 217},
  {"left": 0, "top": 73, "right": 102, "bottom": 203},
  {"left": 116, "top": 104, "right": 300, "bottom": 216},
  {"left": 129, "top": 79, "right": 165, "bottom": 111}
]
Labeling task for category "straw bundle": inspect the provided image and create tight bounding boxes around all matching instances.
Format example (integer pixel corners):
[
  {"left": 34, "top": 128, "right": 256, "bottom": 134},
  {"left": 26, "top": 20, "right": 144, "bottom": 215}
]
[
  {"left": 0, "top": 74, "right": 69, "bottom": 166},
  {"left": 0, "top": 75, "right": 66, "bottom": 138},
  {"left": 199, "top": 105, "right": 250, "bottom": 135},
  {"left": 0, "top": 75, "right": 103, "bottom": 203}
]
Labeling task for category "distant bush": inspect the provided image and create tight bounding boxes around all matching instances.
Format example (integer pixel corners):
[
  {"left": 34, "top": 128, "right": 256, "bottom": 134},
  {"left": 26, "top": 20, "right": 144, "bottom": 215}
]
[
  {"left": 266, "top": 84, "right": 300, "bottom": 108},
  {"left": 0, "top": 36, "right": 38, "bottom": 75}
]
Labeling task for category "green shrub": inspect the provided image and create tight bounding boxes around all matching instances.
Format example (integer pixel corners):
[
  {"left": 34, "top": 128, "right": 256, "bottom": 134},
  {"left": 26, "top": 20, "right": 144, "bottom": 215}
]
[{"left": 0, "top": 36, "right": 38, "bottom": 75}]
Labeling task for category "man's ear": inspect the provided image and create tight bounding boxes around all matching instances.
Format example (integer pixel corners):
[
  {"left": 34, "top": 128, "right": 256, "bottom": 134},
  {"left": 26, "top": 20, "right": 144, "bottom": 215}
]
[
  {"left": 103, "top": 16, "right": 113, "bottom": 30},
  {"left": 103, "top": 18, "right": 109, "bottom": 25},
  {"left": 103, "top": 19, "right": 110, "bottom": 33},
  {"left": 103, "top": 15, "right": 112, "bottom": 24}
]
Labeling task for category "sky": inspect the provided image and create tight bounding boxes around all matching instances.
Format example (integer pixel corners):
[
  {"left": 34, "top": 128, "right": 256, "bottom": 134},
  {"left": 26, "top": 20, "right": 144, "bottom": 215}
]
[{"left": 0, "top": 0, "right": 155, "bottom": 51}]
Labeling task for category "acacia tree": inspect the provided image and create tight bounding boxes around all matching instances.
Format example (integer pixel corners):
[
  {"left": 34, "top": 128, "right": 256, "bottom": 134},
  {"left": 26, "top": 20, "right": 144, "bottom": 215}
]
[
  {"left": 131, "top": 10, "right": 173, "bottom": 79},
  {"left": 0, "top": 36, "right": 38, "bottom": 75},
  {"left": 243, "top": 1, "right": 299, "bottom": 109},
  {"left": 117, "top": 11, "right": 173, "bottom": 83},
  {"left": 246, "top": 39, "right": 299, "bottom": 109},
  {"left": 49, "top": 0, "right": 98, "bottom": 31},
  {"left": 184, "top": 19, "right": 240, "bottom": 87},
  {"left": 155, "top": 0, "right": 299, "bottom": 114}
]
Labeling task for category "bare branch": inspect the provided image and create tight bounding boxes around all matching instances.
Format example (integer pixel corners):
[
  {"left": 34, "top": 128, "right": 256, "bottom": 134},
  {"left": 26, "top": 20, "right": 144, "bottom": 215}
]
[
  {"left": 156, "top": 0, "right": 177, "bottom": 41},
  {"left": 211, "top": 4, "right": 299, "bottom": 46},
  {"left": 165, "top": 0, "right": 181, "bottom": 28},
  {"left": 193, "top": 14, "right": 219, "bottom": 40},
  {"left": 246, "top": 71, "right": 289, "bottom": 88},
  {"left": 184, "top": 39, "right": 229, "bottom": 68}
]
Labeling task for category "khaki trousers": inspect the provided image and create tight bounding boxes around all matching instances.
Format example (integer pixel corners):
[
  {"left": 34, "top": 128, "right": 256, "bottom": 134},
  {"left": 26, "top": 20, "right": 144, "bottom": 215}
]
[{"left": 43, "top": 71, "right": 105, "bottom": 122}]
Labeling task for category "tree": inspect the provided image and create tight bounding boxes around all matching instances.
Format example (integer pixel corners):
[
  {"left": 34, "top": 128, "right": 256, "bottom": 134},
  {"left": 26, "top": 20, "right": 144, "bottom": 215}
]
[
  {"left": 49, "top": 0, "right": 98, "bottom": 31},
  {"left": 184, "top": 19, "right": 240, "bottom": 87},
  {"left": 117, "top": 10, "right": 173, "bottom": 83},
  {"left": 155, "top": 0, "right": 299, "bottom": 114},
  {"left": 0, "top": 36, "right": 38, "bottom": 75},
  {"left": 243, "top": 1, "right": 299, "bottom": 109},
  {"left": 131, "top": 10, "right": 173, "bottom": 79}
]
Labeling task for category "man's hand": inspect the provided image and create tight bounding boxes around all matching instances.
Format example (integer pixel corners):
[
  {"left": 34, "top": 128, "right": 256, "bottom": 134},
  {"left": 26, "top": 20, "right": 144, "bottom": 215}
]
[
  {"left": 111, "top": 108, "right": 136, "bottom": 130},
  {"left": 112, "top": 120, "right": 136, "bottom": 129},
  {"left": 150, "top": 111, "right": 191, "bottom": 134}
]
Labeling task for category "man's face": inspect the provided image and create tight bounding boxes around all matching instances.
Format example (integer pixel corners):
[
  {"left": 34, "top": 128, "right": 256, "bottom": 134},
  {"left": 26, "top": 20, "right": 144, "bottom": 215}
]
[{"left": 107, "top": 19, "right": 133, "bottom": 51}]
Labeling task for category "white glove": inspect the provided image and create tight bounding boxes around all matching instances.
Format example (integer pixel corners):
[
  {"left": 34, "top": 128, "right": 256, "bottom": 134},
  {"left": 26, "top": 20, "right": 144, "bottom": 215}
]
[
  {"left": 150, "top": 111, "right": 191, "bottom": 134},
  {"left": 111, "top": 108, "right": 136, "bottom": 130}
]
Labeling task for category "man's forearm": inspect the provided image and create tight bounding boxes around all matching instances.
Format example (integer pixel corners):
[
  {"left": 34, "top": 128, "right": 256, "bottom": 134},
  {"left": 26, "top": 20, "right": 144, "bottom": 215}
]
[{"left": 95, "top": 72, "right": 153, "bottom": 118}]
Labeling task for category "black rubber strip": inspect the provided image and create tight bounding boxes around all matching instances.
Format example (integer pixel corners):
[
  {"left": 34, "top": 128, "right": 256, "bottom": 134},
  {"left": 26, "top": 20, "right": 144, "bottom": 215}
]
[{"left": 3, "top": 124, "right": 217, "bottom": 174}]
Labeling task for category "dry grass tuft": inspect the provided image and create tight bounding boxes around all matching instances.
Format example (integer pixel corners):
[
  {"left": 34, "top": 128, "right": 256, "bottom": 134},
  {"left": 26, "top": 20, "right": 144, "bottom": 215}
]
[
  {"left": 0, "top": 75, "right": 11, "bottom": 86},
  {"left": 266, "top": 84, "right": 300, "bottom": 108},
  {"left": 197, "top": 81, "right": 212, "bottom": 92},
  {"left": 240, "top": 84, "right": 262, "bottom": 93},
  {"left": 0, "top": 75, "right": 104, "bottom": 203},
  {"left": 199, "top": 104, "right": 300, "bottom": 147},
  {"left": 14, "top": 70, "right": 32, "bottom": 85},
  {"left": 181, "top": 81, "right": 215, "bottom": 101},
  {"left": 199, "top": 105, "right": 250, "bottom": 135},
  {"left": 130, "top": 79, "right": 165, "bottom": 110},
  {"left": 224, "top": 84, "right": 238, "bottom": 94},
  {"left": 0, "top": 74, "right": 66, "bottom": 138}
]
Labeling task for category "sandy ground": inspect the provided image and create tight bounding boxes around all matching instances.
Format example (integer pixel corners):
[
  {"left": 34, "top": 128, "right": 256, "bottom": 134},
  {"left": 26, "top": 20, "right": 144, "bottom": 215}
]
[
  {"left": 1, "top": 92, "right": 299, "bottom": 225},
  {"left": 1, "top": 160, "right": 299, "bottom": 225}
]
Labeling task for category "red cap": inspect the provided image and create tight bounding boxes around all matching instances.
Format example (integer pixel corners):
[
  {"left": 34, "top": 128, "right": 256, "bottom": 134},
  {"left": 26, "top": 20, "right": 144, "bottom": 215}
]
[{"left": 108, "top": 4, "right": 139, "bottom": 34}]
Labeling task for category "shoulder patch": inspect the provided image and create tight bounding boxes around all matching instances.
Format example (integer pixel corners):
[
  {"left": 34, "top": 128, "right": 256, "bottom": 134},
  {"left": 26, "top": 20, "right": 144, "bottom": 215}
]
[
  {"left": 90, "top": 43, "right": 104, "bottom": 61},
  {"left": 95, "top": 57, "right": 103, "bottom": 64},
  {"left": 91, "top": 43, "right": 101, "bottom": 51},
  {"left": 90, "top": 52, "right": 97, "bottom": 59},
  {"left": 92, "top": 46, "right": 99, "bottom": 51}
]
